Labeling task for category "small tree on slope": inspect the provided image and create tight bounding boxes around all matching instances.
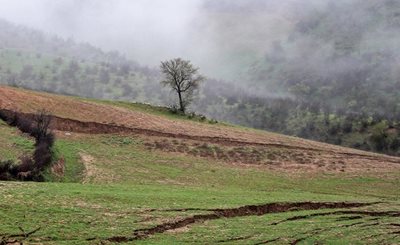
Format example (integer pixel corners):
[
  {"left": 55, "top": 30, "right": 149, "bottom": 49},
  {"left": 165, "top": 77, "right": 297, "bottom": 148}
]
[{"left": 160, "top": 58, "right": 205, "bottom": 113}]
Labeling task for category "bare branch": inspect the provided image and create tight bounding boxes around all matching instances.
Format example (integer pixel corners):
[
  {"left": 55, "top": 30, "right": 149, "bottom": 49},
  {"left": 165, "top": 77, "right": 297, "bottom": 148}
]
[{"left": 160, "top": 58, "right": 205, "bottom": 113}]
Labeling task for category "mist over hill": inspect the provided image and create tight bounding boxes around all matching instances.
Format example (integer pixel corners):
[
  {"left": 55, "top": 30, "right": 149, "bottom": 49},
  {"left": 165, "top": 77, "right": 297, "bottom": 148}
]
[
  {"left": 1, "top": 0, "right": 400, "bottom": 155},
  {"left": 0, "top": 0, "right": 322, "bottom": 80}
]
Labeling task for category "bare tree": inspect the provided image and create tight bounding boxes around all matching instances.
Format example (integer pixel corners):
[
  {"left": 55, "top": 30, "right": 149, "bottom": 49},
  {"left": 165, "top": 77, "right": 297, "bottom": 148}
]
[
  {"left": 160, "top": 58, "right": 205, "bottom": 113},
  {"left": 33, "top": 109, "right": 52, "bottom": 141}
]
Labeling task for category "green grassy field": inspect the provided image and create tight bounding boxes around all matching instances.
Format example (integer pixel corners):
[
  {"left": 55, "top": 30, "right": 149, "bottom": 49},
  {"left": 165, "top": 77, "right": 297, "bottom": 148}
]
[
  {"left": 1, "top": 130, "right": 399, "bottom": 244},
  {"left": 0, "top": 120, "right": 34, "bottom": 161}
]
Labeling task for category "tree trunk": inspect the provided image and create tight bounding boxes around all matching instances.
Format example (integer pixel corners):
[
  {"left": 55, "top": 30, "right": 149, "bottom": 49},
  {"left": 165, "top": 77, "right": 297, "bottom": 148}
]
[{"left": 178, "top": 90, "right": 185, "bottom": 113}]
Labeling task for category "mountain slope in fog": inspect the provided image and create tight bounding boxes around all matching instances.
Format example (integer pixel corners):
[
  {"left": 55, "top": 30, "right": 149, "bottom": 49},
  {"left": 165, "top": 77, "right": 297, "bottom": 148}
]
[{"left": 1, "top": 0, "right": 400, "bottom": 156}]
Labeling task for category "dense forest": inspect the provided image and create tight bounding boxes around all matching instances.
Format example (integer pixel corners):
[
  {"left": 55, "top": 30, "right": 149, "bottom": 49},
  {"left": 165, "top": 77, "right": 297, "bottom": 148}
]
[{"left": 1, "top": 0, "right": 400, "bottom": 155}]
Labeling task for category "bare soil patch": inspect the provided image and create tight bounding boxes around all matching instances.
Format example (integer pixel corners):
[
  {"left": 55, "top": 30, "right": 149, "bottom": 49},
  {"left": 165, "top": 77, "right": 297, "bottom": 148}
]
[
  {"left": 143, "top": 137, "right": 400, "bottom": 173},
  {"left": 80, "top": 153, "right": 96, "bottom": 184},
  {"left": 79, "top": 152, "right": 117, "bottom": 183}
]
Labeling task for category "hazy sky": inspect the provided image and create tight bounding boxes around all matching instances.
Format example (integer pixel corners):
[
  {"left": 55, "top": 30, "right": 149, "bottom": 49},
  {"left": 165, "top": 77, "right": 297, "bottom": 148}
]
[
  {"left": 0, "top": 0, "right": 295, "bottom": 80},
  {"left": 0, "top": 0, "right": 396, "bottom": 104},
  {"left": 0, "top": 0, "right": 203, "bottom": 64},
  {"left": 0, "top": 0, "right": 353, "bottom": 82}
]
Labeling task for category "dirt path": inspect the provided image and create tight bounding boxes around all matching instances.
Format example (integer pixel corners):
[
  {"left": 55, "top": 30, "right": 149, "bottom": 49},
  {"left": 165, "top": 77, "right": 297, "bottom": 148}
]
[{"left": 79, "top": 153, "right": 96, "bottom": 184}]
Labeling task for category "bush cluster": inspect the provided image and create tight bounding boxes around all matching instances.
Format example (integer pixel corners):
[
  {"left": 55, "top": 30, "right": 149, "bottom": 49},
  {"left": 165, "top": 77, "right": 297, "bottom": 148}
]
[{"left": 0, "top": 109, "right": 54, "bottom": 181}]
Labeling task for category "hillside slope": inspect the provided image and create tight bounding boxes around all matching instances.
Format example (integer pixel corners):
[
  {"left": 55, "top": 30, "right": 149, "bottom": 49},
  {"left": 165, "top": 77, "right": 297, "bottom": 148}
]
[
  {"left": 1, "top": 85, "right": 400, "bottom": 174},
  {"left": 1, "top": 86, "right": 400, "bottom": 244},
  {"left": 1, "top": 14, "right": 400, "bottom": 157}
]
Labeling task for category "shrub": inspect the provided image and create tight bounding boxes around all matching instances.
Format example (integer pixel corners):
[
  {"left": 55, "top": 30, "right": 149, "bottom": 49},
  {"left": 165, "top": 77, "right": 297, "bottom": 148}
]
[
  {"left": 32, "top": 110, "right": 52, "bottom": 141},
  {"left": 0, "top": 109, "right": 55, "bottom": 181},
  {"left": 0, "top": 160, "right": 16, "bottom": 180},
  {"left": 33, "top": 142, "right": 52, "bottom": 169},
  {"left": 390, "top": 138, "right": 400, "bottom": 152},
  {"left": 342, "top": 120, "right": 353, "bottom": 133}
]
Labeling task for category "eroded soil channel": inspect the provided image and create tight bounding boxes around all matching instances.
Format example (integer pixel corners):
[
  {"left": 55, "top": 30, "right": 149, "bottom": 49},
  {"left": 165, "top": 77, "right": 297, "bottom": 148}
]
[
  {"left": 3, "top": 109, "right": 400, "bottom": 166},
  {"left": 103, "top": 201, "right": 381, "bottom": 243}
]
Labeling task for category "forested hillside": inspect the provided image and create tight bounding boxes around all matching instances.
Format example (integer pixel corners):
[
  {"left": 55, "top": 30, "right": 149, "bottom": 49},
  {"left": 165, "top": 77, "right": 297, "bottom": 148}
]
[
  {"left": 1, "top": 0, "right": 400, "bottom": 156},
  {"left": 199, "top": 0, "right": 400, "bottom": 155},
  {"left": 243, "top": 0, "right": 400, "bottom": 154}
]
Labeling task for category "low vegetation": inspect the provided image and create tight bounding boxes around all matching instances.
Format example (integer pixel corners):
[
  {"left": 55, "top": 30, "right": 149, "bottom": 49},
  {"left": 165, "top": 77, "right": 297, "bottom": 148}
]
[
  {"left": 0, "top": 109, "right": 55, "bottom": 181},
  {"left": 0, "top": 130, "right": 399, "bottom": 244},
  {"left": 0, "top": 119, "right": 34, "bottom": 160}
]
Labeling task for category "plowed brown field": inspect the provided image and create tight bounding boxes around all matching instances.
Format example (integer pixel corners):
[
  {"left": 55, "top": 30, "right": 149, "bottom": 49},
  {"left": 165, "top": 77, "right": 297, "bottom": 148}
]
[{"left": 1, "top": 85, "right": 400, "bottom": 173}]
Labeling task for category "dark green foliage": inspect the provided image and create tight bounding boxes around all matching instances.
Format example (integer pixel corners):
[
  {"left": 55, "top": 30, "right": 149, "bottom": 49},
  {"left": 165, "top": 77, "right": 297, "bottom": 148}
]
[{"left": 369, "top": 122, "right": 388, "bottom": 151}]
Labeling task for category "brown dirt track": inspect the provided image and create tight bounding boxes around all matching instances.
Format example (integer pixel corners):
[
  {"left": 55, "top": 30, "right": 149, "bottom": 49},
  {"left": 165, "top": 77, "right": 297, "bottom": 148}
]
[{"left": 1, "top": 85, "right": 400, "bottom": 173}]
